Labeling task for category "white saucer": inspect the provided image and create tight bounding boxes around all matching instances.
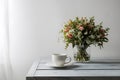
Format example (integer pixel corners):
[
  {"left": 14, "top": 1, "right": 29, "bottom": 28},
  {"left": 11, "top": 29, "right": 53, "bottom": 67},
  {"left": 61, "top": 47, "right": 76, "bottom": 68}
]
[{"left": 46, "top": 62, "right": 73, "bottom": 68}]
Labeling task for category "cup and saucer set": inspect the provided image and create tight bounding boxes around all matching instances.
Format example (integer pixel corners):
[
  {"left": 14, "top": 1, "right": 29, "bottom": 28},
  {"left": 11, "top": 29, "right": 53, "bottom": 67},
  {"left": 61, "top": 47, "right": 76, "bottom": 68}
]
[{"left": 46, "top": 54, "right": 73, "bottom": 68}]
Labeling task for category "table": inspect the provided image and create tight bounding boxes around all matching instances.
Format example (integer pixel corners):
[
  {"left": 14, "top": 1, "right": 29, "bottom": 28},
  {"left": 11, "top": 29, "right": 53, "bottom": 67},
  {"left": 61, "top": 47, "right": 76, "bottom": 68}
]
[{"left": 26, "top": 59, "right": 120, "bottom": 80}]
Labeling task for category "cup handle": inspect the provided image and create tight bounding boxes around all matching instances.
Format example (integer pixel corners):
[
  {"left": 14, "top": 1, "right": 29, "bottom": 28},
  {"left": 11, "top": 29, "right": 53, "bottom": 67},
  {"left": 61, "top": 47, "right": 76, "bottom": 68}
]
[{"left": 65, "top": 56, "right": 71, "bottom": 64}]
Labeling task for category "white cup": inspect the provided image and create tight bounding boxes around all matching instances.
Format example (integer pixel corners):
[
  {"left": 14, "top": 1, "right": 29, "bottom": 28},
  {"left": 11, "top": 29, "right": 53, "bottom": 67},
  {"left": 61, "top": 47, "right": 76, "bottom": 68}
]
[{"left": 52, "top": 54, "right": 71, "bottom": 67}]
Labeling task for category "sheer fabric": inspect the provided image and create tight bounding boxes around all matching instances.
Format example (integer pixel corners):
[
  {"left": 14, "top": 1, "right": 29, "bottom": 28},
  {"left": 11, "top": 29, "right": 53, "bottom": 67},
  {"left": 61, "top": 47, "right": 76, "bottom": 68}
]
[{"left": 0, "top": 0, "right": 12, "bottom": 80}]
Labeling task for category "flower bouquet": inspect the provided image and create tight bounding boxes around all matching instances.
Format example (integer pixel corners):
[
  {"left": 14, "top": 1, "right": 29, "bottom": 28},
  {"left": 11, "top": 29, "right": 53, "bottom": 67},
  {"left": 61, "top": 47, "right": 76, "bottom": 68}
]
[{"left": 61, "top": 17, "right": 110, "bottom": 62}]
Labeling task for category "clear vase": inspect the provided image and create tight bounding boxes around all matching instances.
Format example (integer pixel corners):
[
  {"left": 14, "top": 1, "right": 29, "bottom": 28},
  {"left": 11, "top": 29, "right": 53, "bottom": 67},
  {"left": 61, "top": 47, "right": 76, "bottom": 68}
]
[{"left": 74, "top": 45, "right": 90, "bottom": 62}]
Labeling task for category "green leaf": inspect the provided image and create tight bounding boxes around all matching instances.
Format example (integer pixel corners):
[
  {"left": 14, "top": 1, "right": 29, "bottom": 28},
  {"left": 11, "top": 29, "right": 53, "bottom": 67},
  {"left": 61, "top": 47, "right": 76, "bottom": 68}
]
[
  {"left": 72, "top": 43, "right": 75, "bottom": 48},
  {"left": 99, "top": 22, "right": 103, "bottom": 28}
]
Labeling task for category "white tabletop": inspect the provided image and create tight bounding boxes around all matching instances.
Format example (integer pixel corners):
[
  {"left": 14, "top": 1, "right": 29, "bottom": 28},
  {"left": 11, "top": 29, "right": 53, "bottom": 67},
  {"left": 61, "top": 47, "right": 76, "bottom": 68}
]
[{"left": 26, "top": 59, "right": 120, "bottom": 77}]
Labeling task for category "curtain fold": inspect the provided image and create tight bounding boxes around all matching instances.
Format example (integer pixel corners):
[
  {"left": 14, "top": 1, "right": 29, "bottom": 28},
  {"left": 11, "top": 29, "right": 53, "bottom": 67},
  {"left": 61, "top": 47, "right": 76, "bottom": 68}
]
[{"left": 0, "top": 0, "right": 12, "bottom": 80}]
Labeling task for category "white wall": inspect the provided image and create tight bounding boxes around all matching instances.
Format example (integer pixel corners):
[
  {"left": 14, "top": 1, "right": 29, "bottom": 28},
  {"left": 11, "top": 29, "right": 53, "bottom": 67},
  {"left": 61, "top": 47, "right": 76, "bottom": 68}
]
[{"left": 8, "top": 0, "right": 120, "bottom": 80}]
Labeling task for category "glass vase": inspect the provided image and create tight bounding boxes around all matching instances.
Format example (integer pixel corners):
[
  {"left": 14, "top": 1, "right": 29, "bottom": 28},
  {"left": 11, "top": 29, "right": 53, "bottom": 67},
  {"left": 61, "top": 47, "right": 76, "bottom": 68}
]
[{"left": 74, "top": 45, "right": 90, "bottom": 62}]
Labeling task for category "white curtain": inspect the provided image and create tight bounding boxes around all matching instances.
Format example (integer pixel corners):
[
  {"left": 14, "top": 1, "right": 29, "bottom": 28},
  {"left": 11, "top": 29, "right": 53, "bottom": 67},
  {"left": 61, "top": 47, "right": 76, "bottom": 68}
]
[{"left": 0, "top": 0, "right": 12, "bottom": 80}]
